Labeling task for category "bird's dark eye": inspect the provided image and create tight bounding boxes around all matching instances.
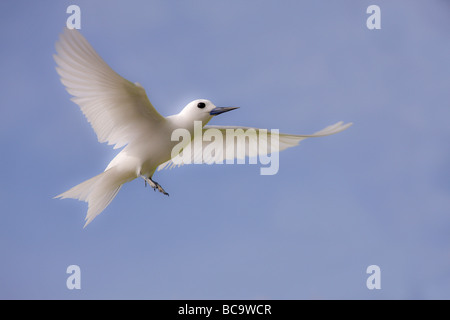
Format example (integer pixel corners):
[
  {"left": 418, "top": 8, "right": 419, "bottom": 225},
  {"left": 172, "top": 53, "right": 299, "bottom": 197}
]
[{"left": 197, "top": 102, "right": 206, "bottom": 109}]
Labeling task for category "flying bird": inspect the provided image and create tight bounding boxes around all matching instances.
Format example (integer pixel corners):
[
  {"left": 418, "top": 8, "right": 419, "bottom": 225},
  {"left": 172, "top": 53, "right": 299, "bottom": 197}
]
[{"left": 54, "top": 28, "right": 352, "bottom": 227}]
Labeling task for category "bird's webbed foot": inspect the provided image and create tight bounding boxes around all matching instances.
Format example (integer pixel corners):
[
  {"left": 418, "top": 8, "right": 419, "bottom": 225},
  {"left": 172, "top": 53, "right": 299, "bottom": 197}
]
[{"left": 143, "top": 176, "right": 169, "bottom": 196}]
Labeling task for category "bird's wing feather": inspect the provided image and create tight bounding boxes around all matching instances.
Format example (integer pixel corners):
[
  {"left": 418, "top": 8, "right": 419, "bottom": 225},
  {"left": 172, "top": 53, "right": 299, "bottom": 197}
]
[
  {"left": 54, "top": 28, "right": 165, "bottom": 149},
  {"left": 157, "top": 121, "right": 352, "bottom": 170}
]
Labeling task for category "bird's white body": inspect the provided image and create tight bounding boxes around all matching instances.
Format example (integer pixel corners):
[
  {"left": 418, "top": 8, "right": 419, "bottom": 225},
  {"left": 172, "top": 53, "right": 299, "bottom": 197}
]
[
  {"left": 54, "top": 28, "right": 352, "bottom": 227},
  {"left": 104, "top": 104, "right": 214, "bottom": 180}
]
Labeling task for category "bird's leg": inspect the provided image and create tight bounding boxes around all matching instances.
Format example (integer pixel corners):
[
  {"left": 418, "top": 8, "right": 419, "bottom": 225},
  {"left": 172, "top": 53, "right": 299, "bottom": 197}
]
[
  {"left": 143, "top": 176, "right": 157, "bottom": 191},
  {"left": 143, "top": 176, "right": 169, "bottom": 196}
]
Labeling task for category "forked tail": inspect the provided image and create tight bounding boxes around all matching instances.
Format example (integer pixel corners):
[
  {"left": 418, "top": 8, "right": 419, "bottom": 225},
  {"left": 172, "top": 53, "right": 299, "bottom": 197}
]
[{"left": 55, "top": 166, "right": 131, "bottom": 227}]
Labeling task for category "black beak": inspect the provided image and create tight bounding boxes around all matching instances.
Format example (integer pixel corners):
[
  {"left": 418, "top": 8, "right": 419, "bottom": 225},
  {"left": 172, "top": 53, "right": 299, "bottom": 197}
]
[{"left": 209, "top": 107, "right": 239, "bottom": 116}]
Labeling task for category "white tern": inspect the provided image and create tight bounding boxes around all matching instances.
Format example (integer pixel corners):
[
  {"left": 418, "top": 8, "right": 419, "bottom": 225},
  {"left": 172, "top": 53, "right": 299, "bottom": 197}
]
[{"left": 53, "top": 28, "right": 352, "bottom": 227}]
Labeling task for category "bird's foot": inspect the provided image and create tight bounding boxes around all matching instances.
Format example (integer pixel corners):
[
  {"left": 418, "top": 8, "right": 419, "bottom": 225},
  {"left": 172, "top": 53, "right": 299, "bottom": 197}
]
[
  {"left": 144, "top": 177, "right": 169, "bottom": 196},
  {"left": 155, "top": 183, "right": 169, "bottom": 196}
]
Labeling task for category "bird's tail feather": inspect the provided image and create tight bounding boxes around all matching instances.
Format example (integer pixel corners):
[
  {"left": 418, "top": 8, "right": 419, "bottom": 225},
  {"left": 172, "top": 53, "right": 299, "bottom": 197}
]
[{"left": 55, "top": 167, "right": 128, "bottom": 227}]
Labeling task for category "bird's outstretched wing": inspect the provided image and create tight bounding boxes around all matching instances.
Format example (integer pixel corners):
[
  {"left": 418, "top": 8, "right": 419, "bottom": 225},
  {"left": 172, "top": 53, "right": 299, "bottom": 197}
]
[
  {"left": 54, "top": 28, "right": 166, "bottom": 149},
  {"left": 158, "top": 121, "right": 352, "bottom": 170}
]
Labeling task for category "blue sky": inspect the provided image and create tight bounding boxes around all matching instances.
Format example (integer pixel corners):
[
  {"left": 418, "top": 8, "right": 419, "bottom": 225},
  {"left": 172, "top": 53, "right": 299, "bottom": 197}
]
[{"left": 0, "top": 0, "right": 449, "bottom": 299}]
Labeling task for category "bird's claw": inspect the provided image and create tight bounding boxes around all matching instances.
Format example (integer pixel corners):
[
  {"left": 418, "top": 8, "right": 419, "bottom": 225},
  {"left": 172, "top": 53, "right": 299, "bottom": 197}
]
[
  {"left": 156, "top": 184, "right": 169, "bottom": 196},
  {"left": 144, "top": 177, "right": 169, "bottom": 196}
]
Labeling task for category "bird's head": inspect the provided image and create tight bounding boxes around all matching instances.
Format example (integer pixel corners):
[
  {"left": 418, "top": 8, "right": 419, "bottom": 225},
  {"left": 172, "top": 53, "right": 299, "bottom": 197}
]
[{"left": 179, "top": 99, "right": 239, "bottom": 125}]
